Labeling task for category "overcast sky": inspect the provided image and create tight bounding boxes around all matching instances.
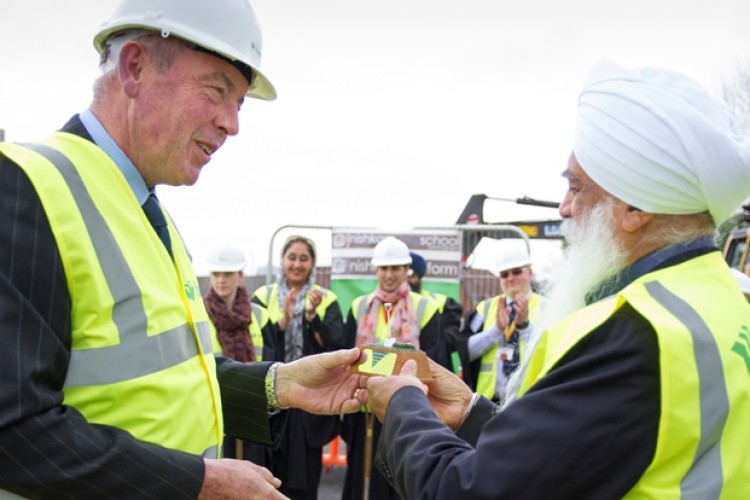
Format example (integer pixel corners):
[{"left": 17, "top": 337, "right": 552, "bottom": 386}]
[{"left": 2, "top": 0, "right": 750, "bottom": 276}]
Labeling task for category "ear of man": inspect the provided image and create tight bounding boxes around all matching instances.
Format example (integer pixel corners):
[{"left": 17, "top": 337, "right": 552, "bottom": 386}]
[
  {"left": 621, "top": 205, "right": 655, "bottom": 233},
  {"left": 118, "top": 41, "right": 147, "bottom": 97}
]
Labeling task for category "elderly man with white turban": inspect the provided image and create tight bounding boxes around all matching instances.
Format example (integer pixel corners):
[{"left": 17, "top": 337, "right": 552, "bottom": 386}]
[{"left": 354, "top": 60, "right": 750, "bottom": 499}]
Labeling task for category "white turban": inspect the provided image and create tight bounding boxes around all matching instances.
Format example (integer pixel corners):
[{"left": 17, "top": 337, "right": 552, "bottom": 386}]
[{"left": 574, "top": 60, "right": 750, "bottom": 225}]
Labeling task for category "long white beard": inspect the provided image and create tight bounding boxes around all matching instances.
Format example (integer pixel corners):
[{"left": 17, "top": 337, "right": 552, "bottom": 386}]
[
  {"left": 539, "top": 199, "right": 628, "bottom": 330},
  {"left": 501, "top": 199, "right": 627, "bottom": 409}
]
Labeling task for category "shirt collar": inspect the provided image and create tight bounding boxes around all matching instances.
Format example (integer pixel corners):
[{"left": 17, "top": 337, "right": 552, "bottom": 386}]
[
  {"left": 586, "top": 236, "right": 718, "bottom": 304},
  {"left": 79, "top": 109, "right": 151, "bottom": 204}
]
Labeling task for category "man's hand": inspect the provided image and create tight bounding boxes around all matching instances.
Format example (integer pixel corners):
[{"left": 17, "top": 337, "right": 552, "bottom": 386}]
[
  {"left": 512, "top": 294, "right": 530, "bottom": 325},
  {"left": 358, "top": 360, "right": 427, "bottom": 422},
  {"left": 495, "top": 304, "right": 511, "bottom": 330},
  {"left": 199, "top": 459, "right": 286, "bottom": 499},
  {"left": 358, "top": 358, "right": 473, "bottom": 430},
  {"left": 275, "top": 348, "right": 364, "bottom": 415},
  {"left": 421, "top": 358, "right": 473, "bottom": 431}
]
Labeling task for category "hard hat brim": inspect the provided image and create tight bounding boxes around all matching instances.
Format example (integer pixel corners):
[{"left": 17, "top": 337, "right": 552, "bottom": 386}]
[
  {"left": 494, "top": 258, "right": 532, "bottom": 275},
  {"left": 371, "top": 257, "right": 413, "bottom": 267},
  {"left": 207, "top": 264, "right": 245, "bottom": 273},
  {"left": 93, "top": 25, "right": 277, "bottom": 100}
]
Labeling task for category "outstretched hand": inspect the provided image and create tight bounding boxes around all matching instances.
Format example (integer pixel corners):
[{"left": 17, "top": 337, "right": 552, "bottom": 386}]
[
  {"left": 421, "top": 358, "right": 473, "bottom": 431},
  {"left": 357, "top": 359, "right": 427, "bottom": 422},
  {"left": 357, "top": 358, "right": 472, "bottom": 430},
  {"left": 275, "top": 348, "right": 365, "bottom": 415}
]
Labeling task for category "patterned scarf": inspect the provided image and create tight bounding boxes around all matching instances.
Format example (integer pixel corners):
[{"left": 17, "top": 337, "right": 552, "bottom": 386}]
[
  {"left": 356, "top": 281, "right": 420, "bottom": 347},
  {"left": 277, "top": 273, "right": 313, "bottom": 362},
  {"left": 203, "top": 286, "right": 255, "bottom": 362}
]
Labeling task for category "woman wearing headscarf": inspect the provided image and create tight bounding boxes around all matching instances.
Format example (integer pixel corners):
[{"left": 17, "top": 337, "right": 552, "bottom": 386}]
[
  {"left": 202, "top": 240, "right": 276, "bottom": 466},
  {"left": 252, "top": 235, "right": 346, "bottom": 500},
  {"left": 341, "top": 236, "right": 450, "bottom": 500}
]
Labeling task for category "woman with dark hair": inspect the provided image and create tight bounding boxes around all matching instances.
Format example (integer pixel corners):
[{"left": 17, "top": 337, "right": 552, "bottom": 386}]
[{"left": 252, "top": 235, "right": 346, "bottom": 499}]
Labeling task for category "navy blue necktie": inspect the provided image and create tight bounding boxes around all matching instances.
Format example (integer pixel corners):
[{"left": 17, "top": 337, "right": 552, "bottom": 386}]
[
  {"left": 503, "top": 301, "right": 520, "bottom": 377},
  {"left": 508, "top": 301, "right": 517, "bottom": 325},
  {"left": 142, "top": 193, "right": 173, "bottom": 258}
]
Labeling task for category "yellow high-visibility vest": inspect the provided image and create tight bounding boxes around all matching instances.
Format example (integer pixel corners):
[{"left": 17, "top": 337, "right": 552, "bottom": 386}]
[
  {"left": 352, "top": 291, "right": 437, "bottom": 338},
  {"left": 253, "top": 283, "right": 338, "bottom": 324},
  {"left": 517, "top": 253, "right": 750, "bottom": 498},
  {"left": 210, "top": 302, "right": 269, "bottom": 361},
  {"left": 421, "top": 289, "right": 447, "bottom": 313},
  {"left": 475, "top": 293, "right": 543, "bottom": 399},
  {"left": 1, "top": 134, "right": 222, "bottom": 458}
]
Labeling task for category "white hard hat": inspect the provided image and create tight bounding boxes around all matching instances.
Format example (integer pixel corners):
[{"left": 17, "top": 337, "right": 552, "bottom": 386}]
[
  {"left": 371, "top": 237, "right": 412, "bottom": 267},
  {"left": 494, "top": 245, "right": 532, "bottom": 274},
  {"left": 206, "top": 240, "right": 246, "bottom": 272},
  {"left": 730, "top": 268, "right": 750, "bottom": 297},
  {"left": 93, "top": 0, "right": 276, "bottom": 100}
]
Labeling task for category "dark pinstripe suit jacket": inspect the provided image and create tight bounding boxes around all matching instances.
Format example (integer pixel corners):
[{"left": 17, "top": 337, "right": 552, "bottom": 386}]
[{"left": 0, "top": 116, "right": 285, "bottom": 499}]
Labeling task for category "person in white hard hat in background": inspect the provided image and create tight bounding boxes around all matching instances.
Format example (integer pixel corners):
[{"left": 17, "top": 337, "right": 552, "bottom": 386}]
[
  {"left": 356, "top": 61, "right": 750, "bottom": 499},
  {"left": 0, "top": 1, "right": 365, "bottom": 498},
  {"left": 252, "top": 235, "right": 346, "bottom": 500},
  {"left": 730, "top": 268, "right": 750, "bottom": 302},
  {"left": 341, "top": 236, "right": 450, "bottom": 500},
  {"left": 459, "top": 244, "right": 544, "bottom": 402},
  {"left": 407, "top": 252, "right": 464, "bottom": 375},
  {"left": 203, "top": 240, "right": 277, "bottom": 468}
]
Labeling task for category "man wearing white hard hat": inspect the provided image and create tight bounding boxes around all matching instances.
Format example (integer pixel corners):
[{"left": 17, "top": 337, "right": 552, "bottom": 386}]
[
  {"left": 461, "top": 244, "right": 543, "bottom": 402},
  {"left": 0, "top": 1, "right": 363, "bottom": 498},
  {"left": 359, "top": 61, "right": 750, "bottom": 498},
  {"left": 342, "top": 236, "right": 450, "bottom": 500}
]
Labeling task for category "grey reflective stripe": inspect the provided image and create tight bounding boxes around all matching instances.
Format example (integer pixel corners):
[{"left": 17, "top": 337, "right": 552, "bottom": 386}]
[
  {"left": 66, "top": 322, "right": 213, "bottom": 387},
  {"left": 24, "top": 144, "right": 210, "bottom": 387},
  {"left": 251, "top": 303, "right": 263, "bottom": 325},
  {"left": 645, "top": 281, "right": 727, "bottom": 499},
  {"left": 196, "top": 320, "right": 214, "bottom": 355},
  {"left": 482, "top": 299, "right": 493, "bottom": 325},
  {"left": 479, "top": 362, "right": 493, "bottom": 373},
  {"left": 357, "top": 295, "right": 370, "bottom": 320},
  {"left": 203, "top": 445, "right": 220, "bottom": 459},
  {"left": 25, "top": 144, "right": 147, "bottom": 346},
  {"left": 415, "top": 295, "right": 428, "bottom": 321}
]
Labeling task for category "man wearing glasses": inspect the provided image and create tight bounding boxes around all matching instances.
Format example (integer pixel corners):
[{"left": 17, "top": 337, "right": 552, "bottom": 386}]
[{"left": 460, "top": 245, "right": 543, "bottom": 402}]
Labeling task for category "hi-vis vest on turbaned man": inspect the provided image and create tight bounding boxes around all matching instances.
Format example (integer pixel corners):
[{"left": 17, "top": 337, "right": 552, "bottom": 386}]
[
  {"left": 515, "top": 253, "right": 750, "bottom": 498},
  {"left": 0, "top": 133, "right": 223, "bottom": 458}
]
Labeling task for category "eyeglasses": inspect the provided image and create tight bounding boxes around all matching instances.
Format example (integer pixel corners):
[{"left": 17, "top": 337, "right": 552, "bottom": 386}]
[{"left": 500, "top": 268, "right": 526, "bottom": 279}]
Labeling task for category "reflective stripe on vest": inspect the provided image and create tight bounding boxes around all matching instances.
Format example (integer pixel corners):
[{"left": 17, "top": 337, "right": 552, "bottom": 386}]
[
  {"left": 23, "top": 143, "right": 214, "bottom": 384},
  {"left": 250, "top": 302, "right": 266, "bottom": 361},
  {"left": 518, "top": 253, "right": 750, "bottom": 497},
  {"left": 354, "top": 292, "right": 431, "bottom": 336},
  {"left": 422, "top": 289, "right": 447, "bottom": 313},
  {"left": 4, "top": 137, "right": 222, "bottom": 457},
  {"left": 644, "top": 280, "right": 726, "bottom": 499}
]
